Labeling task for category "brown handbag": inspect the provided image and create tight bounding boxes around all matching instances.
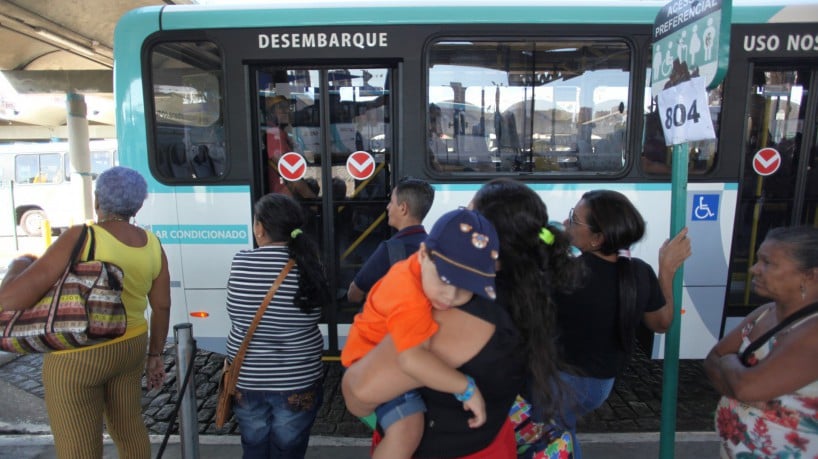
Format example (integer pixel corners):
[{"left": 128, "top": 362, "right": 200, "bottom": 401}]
[
  {"left": 215, "top": 259, "right": 295, "bottom": 428},
  {"left": 0, "top": 225, "right": 126, "bottom": 353}
]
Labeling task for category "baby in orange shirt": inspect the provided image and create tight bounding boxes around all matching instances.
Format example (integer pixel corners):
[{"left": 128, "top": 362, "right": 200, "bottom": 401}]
[{"left": 341, "top": 208, "right": 500, "bottom": 459}]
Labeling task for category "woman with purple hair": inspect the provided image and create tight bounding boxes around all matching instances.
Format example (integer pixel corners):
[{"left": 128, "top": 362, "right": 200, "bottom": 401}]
[{"left": 0, "top": 166, "right": 171, "bottom": 458}]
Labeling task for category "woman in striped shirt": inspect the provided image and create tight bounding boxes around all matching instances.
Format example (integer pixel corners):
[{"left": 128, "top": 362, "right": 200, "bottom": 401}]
[{"left": 225, "top": 193, "right": 330, "bottom": 458}]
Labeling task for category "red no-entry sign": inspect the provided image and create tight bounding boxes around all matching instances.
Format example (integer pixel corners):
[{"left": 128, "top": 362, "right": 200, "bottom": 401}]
[
  {"left": 346, "top": 151, "right": 375, "bottom": 180},
  {"left": 753, "top": 147, "right": 781, "bottom": 176},
  {"left": 278, "top": 152, "right": 307, "bottom": 181}
]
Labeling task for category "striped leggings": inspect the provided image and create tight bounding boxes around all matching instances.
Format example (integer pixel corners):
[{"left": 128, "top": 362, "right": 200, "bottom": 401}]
[{"left": 43, "top": 333, "right": 151, "bottom": 459}]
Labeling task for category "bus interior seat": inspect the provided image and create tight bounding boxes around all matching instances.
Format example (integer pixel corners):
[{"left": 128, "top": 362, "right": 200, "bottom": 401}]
[
  {"left": 494, "top": 111, "right": 520, "bottom": 151},
  {"left": 206, "top": 143, "right": 226, "bottom": 176},
  {"left": 578, "top": 137, "right": 623, "bottom": 171},
  {"left": 191, "top": 144, "right": 216, "bottom": 178},
  {"left": 594, "top": 139, "right": 612, "bottom": 155},
  {"left": 156, "top": 143, "right": 172, "bottom": 177},
  {"left": 494, "top": 111, "right": 521, "bottom": 171},
  {"left": 168, "top": 142, "right": 192, "bottom": 178}
]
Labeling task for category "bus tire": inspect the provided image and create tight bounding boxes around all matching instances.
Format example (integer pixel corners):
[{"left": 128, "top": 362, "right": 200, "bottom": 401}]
[{"left": 20, "top": 209, "right": 47, "bottom": 237}]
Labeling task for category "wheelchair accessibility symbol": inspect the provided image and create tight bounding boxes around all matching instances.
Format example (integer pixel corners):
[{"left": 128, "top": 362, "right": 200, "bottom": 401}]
[{"left": 692, "top": 194, "right": 719, "bottom": 221}]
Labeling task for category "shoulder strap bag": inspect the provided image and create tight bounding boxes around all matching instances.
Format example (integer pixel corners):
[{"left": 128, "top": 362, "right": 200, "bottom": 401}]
[
  {"left": 0, "top": 224, "right": 126, "bottom": 353},
  {"left": 214, "top": 259, "right": 295, "bottom": 428},
  {"left": 740, "top": 301, "right": 818, "bottom": 365}
]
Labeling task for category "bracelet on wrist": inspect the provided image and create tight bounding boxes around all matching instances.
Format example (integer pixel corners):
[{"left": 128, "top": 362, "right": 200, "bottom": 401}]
[
  {"left": 454, "top": 375, "right": 476, "bottom": 402},
  {"left": 147, "top": 352, "right": 161, "bottom": 357}
]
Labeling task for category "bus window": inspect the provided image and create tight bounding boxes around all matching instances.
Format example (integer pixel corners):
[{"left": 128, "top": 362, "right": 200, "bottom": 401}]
[
  {"left": 149, "top": 41, "right": 225, "bottom": 181},
  {"left": 258, "top": 68, "right": 323, "bottom": 197},
  {"left": 15, "top": 153, "right": 62, "bottom": 184},
  {"left": 51, "top": 150, "right": 116, "bottom": 182},
  {"left": 255, "top": 67, "right": 393, "bottom": 326},
  {"left": 15, "top": 154, "right": 38, "bottom": 183},
  {"left": 641, "top": 64, "right": 722, "bottom": 176},
  {"left": 40, "top": 153, "right": 61, "bottom": 183},
  {"left": 90, "top": 149, "right": 117, "bottom": 177},
  {"left": 427, "top": 39, "right": 630, "bottom": 174}
]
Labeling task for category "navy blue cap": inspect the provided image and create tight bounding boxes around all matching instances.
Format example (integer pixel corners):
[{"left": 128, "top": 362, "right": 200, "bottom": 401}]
[{"left": 424, "top": 208, "right": 499, "bottom": 300}]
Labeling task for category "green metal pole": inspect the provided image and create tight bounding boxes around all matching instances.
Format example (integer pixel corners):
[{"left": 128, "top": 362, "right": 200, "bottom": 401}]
[{"left": 659, "top": 143, "right": 688, "bottom": 458}]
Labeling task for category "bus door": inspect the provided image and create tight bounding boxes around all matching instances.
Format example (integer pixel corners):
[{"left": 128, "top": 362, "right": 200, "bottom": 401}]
[
  {"left": 726, "top": 64, "right": 818, "bottom": 325},
  {"left": 253, "top": 66, "right": 394, "bottom": 354}
]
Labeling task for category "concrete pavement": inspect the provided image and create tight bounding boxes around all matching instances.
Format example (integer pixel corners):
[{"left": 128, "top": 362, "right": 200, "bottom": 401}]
[
  {"left": 0, "top": 362, "right": 722, "bottom": 458},
  {"left": 0, "top": 431, "right": 721, "bottom": 458},
  {"left": 0, "top": 434, "right": 372, "bottom": 459},
  {"left": 0, "top": 435, "right": 722, "bottom": 459},
  {"left": 0, "top": 353, "right": 723, "bottom": 458}
]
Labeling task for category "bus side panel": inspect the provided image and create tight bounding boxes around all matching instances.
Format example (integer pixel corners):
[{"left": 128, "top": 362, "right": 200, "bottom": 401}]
[
  {"left": 652, "top": 184, "right": 738, "bottom": 359},
  {"left": 0, "top": 181, "right": 14, "bottom": 235},
  {"left": 137, "top": 191, "right": 189, "bottom": 342},
  {"left": 428, "top": 182, "right": 737, "bottom": 359},
  {"left": 114, "top": 7, "right": 161, "bottom": 167},
  {"left": 186, "top": 289, "right": 229, "bottom": 355},
  {"left": 161, "top": 241, "right": 190, "bottom": 341},
  {"left": 150, "top": 189, "right": 252, "bottom": 353},
  {"left": 663, "top": 287, "right": 726, "bottom": 358}
]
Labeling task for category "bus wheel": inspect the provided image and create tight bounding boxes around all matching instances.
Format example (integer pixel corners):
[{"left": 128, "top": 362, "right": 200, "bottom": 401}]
[{"left": 20, "top": 209, "right": 46, "bottom": 237}]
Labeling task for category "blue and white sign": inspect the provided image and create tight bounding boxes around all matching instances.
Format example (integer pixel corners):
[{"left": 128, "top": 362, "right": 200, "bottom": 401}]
[
  {"left": 691, "top": 194, "right": 719, "bottom": 221},
  {"left": 153, "top": 225, "right": 249, "bottom": 244}
]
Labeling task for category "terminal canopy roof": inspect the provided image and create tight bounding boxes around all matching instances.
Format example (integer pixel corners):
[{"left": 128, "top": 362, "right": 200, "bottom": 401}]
[{"left": 0, "top": 0, "right": 191, "bottom": 136}]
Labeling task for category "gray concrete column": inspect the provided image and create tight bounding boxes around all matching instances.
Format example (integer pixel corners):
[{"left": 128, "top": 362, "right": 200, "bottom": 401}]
[{"left": 66, "top": 92, "right": 94, "bottom": 223}]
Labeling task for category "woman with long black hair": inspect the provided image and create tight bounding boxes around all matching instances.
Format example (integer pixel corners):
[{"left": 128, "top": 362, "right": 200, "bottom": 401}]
[
  {"left": 342, "top": 178, "right": 585, "bottom": 458},
  {"left": 225, "top": 192, "right": 330, "bottom": 458},
  {"left": 554, "top": 189, "right": 690, "bottom": 458}
]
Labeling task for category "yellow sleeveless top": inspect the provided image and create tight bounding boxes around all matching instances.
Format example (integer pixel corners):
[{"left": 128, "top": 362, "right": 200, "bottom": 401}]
[{"left": 54, "top": 224, "right": 162, "bottom": 354}]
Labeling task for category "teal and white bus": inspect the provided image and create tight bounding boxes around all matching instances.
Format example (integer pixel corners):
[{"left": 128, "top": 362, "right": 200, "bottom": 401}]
[{"left": 114, "top": 0, "right": 818, "bottom": 356}]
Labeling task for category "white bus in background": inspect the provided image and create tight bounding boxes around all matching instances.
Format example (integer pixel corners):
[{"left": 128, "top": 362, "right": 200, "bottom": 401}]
[{"left": 0, "top": 139, "right": 118, "bottom": 236}]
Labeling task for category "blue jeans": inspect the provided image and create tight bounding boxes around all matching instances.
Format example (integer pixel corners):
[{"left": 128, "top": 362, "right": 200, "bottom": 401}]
[
  {"left": 559, "top": 371, "right": 615, "bottom": 459},
  {"left": 374, "top": 390, "right": 426, "bottom": 431},
  {"left": 233, "top": 383, "right": 323, "bottom": 459}
]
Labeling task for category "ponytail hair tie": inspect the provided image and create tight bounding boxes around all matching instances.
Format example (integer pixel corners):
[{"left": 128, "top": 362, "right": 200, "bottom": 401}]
[
  {"left": 539, "top": 227, "right": 555, "bottom": 245},
  {"left": 290, "top": 228, "right": 303, "bottom": 239}
]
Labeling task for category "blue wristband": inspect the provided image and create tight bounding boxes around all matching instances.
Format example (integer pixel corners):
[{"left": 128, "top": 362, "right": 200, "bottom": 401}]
[{"left": 454, "top": 375, "right": 476, "bottom": 402}]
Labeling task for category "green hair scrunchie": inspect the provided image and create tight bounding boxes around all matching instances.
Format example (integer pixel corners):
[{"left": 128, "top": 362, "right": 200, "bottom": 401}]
[
  {"left": 290, "top": 228, "right": 303, "bottom": 239},
  {"left": 539, "top": 227, "right": 555, "bottom": 245}
]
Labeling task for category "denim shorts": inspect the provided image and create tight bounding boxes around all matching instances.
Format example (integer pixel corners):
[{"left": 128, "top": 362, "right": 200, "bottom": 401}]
[{"left": 374, "top": 389, "right": 426, "bottom": 431}]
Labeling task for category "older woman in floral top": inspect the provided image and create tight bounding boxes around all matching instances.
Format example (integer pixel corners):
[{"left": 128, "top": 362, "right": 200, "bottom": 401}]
[{"left": 704, "top": 226, "right": 818, "bottom": 458}]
